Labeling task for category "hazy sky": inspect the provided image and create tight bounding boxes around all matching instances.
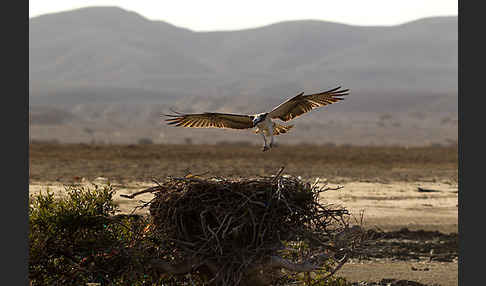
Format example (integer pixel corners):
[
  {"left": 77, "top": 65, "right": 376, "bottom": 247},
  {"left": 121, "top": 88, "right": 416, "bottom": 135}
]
[{"left": 29, "top": 0, "right": 458, "bottom": 31}]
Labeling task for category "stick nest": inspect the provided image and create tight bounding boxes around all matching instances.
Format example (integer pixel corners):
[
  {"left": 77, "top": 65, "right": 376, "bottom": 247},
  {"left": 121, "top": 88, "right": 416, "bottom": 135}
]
[{"left": 143, "top": 173, "right": 363, "bottom": 285}]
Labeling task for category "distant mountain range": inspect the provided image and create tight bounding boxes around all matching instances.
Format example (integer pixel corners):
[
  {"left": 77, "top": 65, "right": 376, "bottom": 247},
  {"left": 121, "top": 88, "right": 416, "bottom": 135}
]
[{"left": 29, "top": 7, "right": 458, "bottom": 145}]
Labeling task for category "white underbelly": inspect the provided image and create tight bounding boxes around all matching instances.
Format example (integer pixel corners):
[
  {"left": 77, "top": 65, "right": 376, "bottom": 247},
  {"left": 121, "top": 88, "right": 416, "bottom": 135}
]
[{"left": 256, "top": 119, "right": 273, "bottom": 135}]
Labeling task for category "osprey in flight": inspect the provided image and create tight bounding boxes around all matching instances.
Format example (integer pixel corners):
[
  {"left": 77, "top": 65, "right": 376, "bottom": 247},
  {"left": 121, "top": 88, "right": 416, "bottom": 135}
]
[{"left": 164, "top": 86, "right": 349, "bottom": 151}]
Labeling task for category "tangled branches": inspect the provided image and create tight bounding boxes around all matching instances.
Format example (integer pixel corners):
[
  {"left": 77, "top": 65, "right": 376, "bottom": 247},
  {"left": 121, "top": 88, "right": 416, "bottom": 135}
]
[{"left": 142, "top": 173, "right": 366, "bottom": 285}]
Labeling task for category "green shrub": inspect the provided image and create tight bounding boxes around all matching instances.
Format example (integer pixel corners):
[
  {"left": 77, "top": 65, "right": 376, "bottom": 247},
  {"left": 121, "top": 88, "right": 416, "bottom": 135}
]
[{"left": 29, "top": 185, "right": 151, "bottom": 285}]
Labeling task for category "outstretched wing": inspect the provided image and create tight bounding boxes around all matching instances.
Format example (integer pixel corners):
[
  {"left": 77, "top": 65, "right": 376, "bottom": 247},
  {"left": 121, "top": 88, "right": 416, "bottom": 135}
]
[
  {"left": 267, "top": 86, "right": 349, "bottom": 122},
  {"left": 164, "top": 111, "right": 254, "bottom": 130}
]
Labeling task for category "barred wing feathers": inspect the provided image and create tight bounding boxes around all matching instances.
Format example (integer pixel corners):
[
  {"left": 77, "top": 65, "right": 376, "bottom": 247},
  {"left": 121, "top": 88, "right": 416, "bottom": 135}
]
[
  {"left": 164, "top": 112, "right": 254, "bottom": 130},
  {"left": 268, "top": 86, "right": 349, "bottom": 122}
]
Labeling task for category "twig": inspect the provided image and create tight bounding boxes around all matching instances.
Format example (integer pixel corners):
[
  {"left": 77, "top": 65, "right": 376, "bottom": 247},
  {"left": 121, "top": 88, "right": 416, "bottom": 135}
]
[
  {"left": 271, "top": 166, "right": 286, "bottom": 183},
  {"left": 418, "top": 187, "right": 440, "bottom": 193},
  {"left": 312, "top": 254, "right": 349, "bottom": 284},
  {"left": 120, "top": 186, "right": 161, "bottom": 199}
]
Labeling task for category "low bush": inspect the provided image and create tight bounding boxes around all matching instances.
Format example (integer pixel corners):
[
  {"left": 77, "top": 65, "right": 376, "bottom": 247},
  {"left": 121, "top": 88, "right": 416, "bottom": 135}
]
[{"left": 29, "top": 185, "right": 153, "bottom": 285}]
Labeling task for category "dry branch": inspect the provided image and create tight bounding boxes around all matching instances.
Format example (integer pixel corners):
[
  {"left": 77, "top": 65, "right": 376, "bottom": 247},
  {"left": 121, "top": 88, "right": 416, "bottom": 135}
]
[{"left": 120, "top": 186, "right": 162, "bottom": 199}]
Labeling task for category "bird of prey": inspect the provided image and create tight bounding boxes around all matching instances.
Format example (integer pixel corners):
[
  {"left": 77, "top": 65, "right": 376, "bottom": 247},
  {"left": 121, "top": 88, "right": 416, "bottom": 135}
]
[{"left": 164, "top": 86, "right": 349, "bottom": 151}]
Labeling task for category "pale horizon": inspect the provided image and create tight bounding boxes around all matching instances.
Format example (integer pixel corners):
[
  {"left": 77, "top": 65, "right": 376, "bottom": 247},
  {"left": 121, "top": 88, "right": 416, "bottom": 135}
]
[{"left": 29, "top": 1, "right": 458, "bottom": 32}]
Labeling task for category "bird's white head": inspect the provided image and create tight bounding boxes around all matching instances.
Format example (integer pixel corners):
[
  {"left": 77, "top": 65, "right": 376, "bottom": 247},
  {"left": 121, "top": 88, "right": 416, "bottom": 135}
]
[{"left": 252, "top": 113, "right": 267, "bottom": 127}]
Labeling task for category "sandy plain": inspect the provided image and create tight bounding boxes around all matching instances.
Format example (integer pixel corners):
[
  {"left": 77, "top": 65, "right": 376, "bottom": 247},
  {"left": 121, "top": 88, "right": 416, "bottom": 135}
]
[{"left": 29, "top": 143, "right": 458, "bottom": 285}]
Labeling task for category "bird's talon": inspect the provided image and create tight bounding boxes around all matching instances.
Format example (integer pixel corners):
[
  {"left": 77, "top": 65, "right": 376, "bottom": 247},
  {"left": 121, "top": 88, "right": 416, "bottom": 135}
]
[{"left": 262, "top": 146, "right": 269, "bottom": 152}]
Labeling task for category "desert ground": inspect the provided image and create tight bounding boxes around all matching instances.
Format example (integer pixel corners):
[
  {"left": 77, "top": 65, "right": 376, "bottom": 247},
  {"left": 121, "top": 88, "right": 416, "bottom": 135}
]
[{"left": 29, "top": 143, "right": 458, "bottom": 285}]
